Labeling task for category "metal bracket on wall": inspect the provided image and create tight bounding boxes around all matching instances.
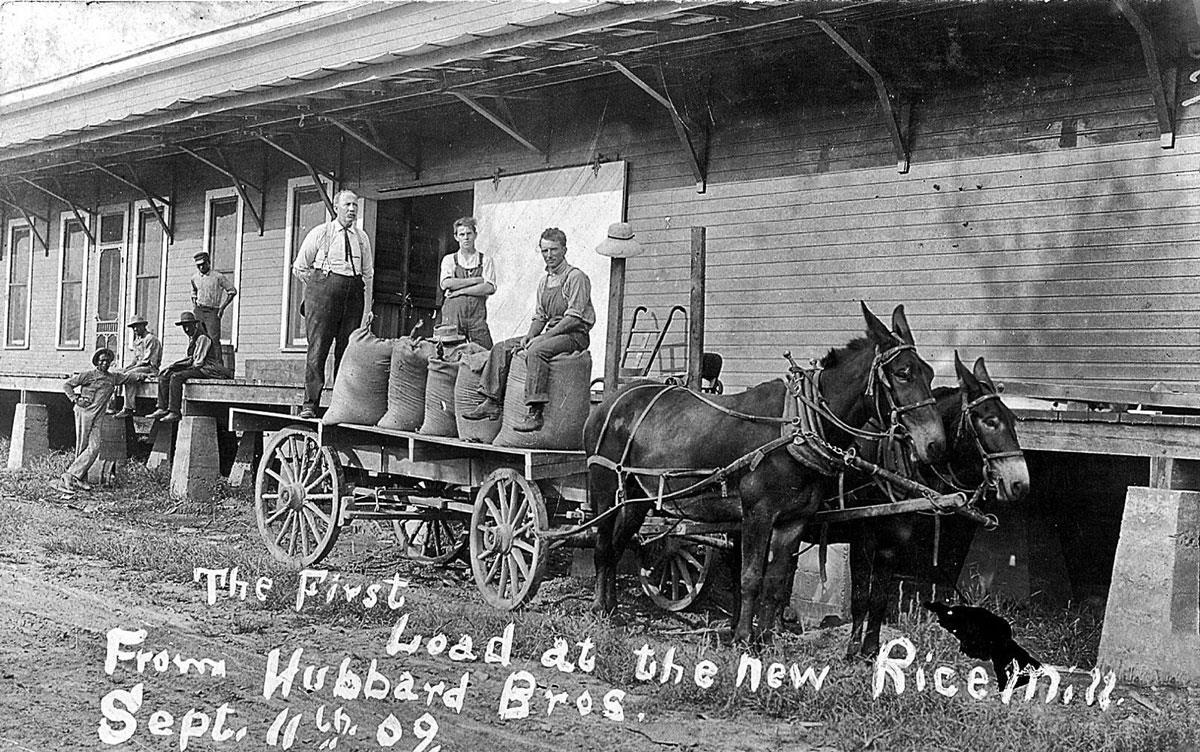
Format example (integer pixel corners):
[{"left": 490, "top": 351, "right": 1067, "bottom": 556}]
[
  {"left": 1115, "top": 0, "right": 1175, "bottom": 148},
  {"left": 811, "top": 20, "right": 910, "bottom": 173},
  {"left": 258, "top": 135, "right": 335, "bottom": 216},
  {"left": 322, "top": 117, "right": 420, "bottom": 180},
  {"left": 0, "top": 186, "right": 49, "bottom": 254},
  {"left": 88, "top": 161, "right": 174, "bottom": 242},
  {"left": 605, "top": 59, "right": 708, "bottom": 193},
  {"left": 16, "top": 176, "right": 95, "bottom": 245},
  {"left": 175, "top": 145, "right": 266, "bottom": 234},
  {"left": 447, "top": 91, "right": 546, "bottom": 159}
]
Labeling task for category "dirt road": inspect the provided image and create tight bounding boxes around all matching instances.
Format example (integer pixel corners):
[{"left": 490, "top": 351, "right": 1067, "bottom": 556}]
[{"left": 0, "top": 493, "right": 819, "bottom": 752}]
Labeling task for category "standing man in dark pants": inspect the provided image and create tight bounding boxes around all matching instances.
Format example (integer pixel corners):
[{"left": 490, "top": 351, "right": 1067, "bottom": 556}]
[
  {"left": 292, "top": 189, "right": 374, "bottom": 419},
  {"left": 190, "top": 250, "right": 237, "bottom": 347},
  {"left": 462, "top": 227, "right": 594, "bottom": 432}
]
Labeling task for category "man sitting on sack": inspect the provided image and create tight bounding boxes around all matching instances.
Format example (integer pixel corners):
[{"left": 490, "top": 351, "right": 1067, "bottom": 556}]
[{"left": 463, "top": 227, "right": 595, "bottom": 433}]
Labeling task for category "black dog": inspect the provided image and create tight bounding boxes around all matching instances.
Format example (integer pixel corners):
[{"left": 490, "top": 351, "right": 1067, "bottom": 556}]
[{"left": 923, "top": 601, "right": 1041, "bottom": 689}]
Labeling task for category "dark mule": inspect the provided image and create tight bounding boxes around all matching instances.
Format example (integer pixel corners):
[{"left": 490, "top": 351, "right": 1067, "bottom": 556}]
[
  {"left": 838, "top": 354, "right": 1030, "bottom": 660},
  {"left": 586, "top": 304, "right": 947, "bottom": 643}
]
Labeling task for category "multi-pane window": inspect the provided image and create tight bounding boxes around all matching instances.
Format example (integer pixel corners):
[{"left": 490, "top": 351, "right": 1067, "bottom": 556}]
[
  {"left": 205, "top": 193, "right": 241, "bottom": 344},
  {"left": 57, "top": 218, "right": 88, "bottom": 348},
  {"left": 5, "top": 225, "right": 32, "bottom": 347},
  {"left": 284, "top": 184, "right": 329, "bottom": 348},
  {"left": 134, "top": 209, "right": 164, "bottom": 331},
  {"left": 95, "top": 211, "right": 126, "bottom": 353}
]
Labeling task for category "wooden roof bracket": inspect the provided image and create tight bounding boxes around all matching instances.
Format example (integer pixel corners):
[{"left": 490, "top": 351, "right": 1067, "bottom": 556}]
[
  {"left": 1, "top": 186, "right": 49, "bottom": 254},
  {"left": 321, "top": 117, "right": 420, "bottom": 180},
  {"left": 811, "top": 20, "right": 910, "bottom": 173},
  {"left": 88, "top": 161, "right": 174, "bottom": 242},
  {"left": 1115, "top": 0, "right": 1175, "bottom": 148},
  {"left": 175, "top": 145, "right": 265, "bottom": 234},
  {"left": 447, "top": 91, "right": 546, "bottom": 159},
  {"left": 605, "top": 60, "right": 708, "bottom": 193},
  {"left": 16, "top": 176, "right": 95, "bottom": 245},
  {"left": 257, "top": 135, "right": 335, "bottom": 217}
]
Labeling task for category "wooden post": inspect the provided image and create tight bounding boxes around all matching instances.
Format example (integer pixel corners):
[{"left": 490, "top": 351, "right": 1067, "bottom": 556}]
[
  {"left": 603, "top": 257, "right": 627, "bottom": 396},
  {"left": 686, "top": 227, "right": 706, "bottom": 391}
]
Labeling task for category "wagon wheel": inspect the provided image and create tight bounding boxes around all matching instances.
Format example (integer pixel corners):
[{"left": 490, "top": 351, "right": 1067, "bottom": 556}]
[
  {"left": 638, "top": 537, "right": 715, "bottom": 611},
  {"left": 393, "top": 517, "right": 467, "bottom": 565},
  {"left": 255, "top": 428, "right": 344, "bottom": 567},
  {"left": 470, "top": 468, "right": 548, "bottom": 610}
]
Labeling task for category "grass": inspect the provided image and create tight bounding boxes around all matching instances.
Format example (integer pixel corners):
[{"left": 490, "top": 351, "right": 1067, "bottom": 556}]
[{"left": 3, "top": 438, "right": 1199, "bottom": 751}]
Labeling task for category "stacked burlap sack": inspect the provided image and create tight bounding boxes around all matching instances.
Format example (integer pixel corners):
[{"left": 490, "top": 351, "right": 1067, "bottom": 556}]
[{"left": 492, "top": 349, "right": 591, "bottom": 450}]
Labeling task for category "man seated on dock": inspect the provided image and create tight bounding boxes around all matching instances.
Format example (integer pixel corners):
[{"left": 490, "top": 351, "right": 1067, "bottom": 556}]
[
  {"left": 146, "top": 312, "right": 232, "bottom": 423},
  {"left": 462, "top": 227, "right": 594, "bottom": 432},
  {"left": 113, "top": 314, "right": 162, "bottom": 418}
]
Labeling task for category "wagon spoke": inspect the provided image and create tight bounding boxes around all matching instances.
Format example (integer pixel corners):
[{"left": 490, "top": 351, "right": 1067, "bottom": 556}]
[
  {"left": 508, "top": 550, "right": 530, "bottom": 582},
  {"left": 265, "top": 467, "right": 286, "bottom": 487},
  {"left": 304, "top": 500, "right": 333, "bottom": 527},
  {"left": 513, "top": 539, "right": 537, "bottom": 556},
  {"left": 305, "top": 493, "right": 335, "bottom": 502},
  {"left": 298, "top": 510, "right": 314, "bottom": 557},
  {"left": 286, "top": 513, "right": 301, "bottom": 555},
  {"left": 496, "top": 479, "right": 510, "bottom": 520},
  {"left": 679, "top": 549, "right": 703, "bottom": 572},
  {"left": 273, "top": 512, "right": 294, "bottom": 547},
  {"left": 514, "top": 520, "right": 535, "bottom": 537},
  {"left": 496, "top": 556, "right": 510, "bottom": 598},
  {"left": 677, "top": 558, "right": 697, "bottom": 594},
  {"left": 265, "top": 503, "right": 290, "bottom": 526},
  {"left": 484, "top": 498, "right": 502, "bottom": 525},
  {"left": 485, "top": 550, "right": 503, "bottom": 582},
  {"left": 304, "top": 467, "right": 332, "bottom": 493},
  {"left": 508, "top": 494, "right": 527, "bottom": 526},
  {"left": 477, "top": 545, "right": 498, "bottom": 562},
  {"left": 670, "top": 560, "right": 684, "bottom": 602}
]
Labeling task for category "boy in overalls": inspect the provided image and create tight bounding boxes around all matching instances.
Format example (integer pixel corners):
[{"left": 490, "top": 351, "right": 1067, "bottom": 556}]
[{"left": 439, "top": 216, "right": 496, "bottom": 348}]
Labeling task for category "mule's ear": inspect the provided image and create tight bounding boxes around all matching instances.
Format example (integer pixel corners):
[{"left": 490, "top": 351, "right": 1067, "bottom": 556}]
[
  {"left": 862, "top": 301, "right": 896, "bottom": 347},
  {"left": 973, "top": 357, "right": 996, "bottom": 391},
  {"left": 891, "top": 304, "right": 915, "bottom": 345},
  {"left": 956, "top": 351, "right": 982, "bottom": 397}
]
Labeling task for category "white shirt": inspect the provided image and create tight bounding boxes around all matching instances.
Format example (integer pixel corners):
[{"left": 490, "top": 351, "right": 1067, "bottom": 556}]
[
  {"left": 293, "top": 220, "right": 374, "bottom": 283},
  {"left": 439, "top": 250, "right": 497, "bottom": 290}
]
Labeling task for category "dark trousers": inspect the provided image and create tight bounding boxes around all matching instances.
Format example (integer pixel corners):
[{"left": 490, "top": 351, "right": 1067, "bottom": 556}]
[
  {"left": 479, "top": 331, "right": 588, "bottom": 406},
  {"left": 157, "top": 368, "right": 208, "bottom": 413},
  {"left": 303, "top": 271, "right": 364, "bottom": 410},
  {"left": 193, "top": 304, "right": 222, "bottom": 346}
]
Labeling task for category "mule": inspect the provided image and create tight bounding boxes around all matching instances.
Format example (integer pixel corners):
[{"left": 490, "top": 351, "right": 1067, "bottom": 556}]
[
  {"left": 837, "top": 354, "right": 1029, "bottom": 660},
  {"left": 586, "top": 303, "right": 947, "bottom": 643}
]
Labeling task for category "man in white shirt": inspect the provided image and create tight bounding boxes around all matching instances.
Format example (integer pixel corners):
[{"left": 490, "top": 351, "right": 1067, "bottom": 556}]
[
  {"left": 190, "top": 250, "right": 236, "bottom": 346},
  {"left": 291, "top": 189, "right": 375, "bottom": 419}
]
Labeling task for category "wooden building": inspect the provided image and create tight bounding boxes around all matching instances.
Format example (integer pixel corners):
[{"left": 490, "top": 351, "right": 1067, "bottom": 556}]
[{"left": 1, "top": 0, "right": 1199, "bottom": 680}]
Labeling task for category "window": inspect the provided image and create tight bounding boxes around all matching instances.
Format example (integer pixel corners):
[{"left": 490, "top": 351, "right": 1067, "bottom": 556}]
[
  {"left": 57, "top": 215, "right": 89, "bottom": 349},
  {"left": 281, "top": 177, "right": 332, "bottom": 350},
  {"left": 5, "top": 222, "right": 33, "bottom": 348},
  {"left": 203, "top": 189, "right": 243, "bottom": 346},
  {"left": 131, "top": 203, "right": 169, "bottom": 334}
]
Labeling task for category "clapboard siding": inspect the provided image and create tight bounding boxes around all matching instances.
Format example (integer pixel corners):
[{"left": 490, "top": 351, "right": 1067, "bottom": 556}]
[{"left": 623, "top": 67, "right": 1200, "bottom": 392}]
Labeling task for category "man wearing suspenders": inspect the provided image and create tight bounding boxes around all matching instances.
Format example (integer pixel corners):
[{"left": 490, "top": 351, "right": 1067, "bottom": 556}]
[{"left": 291, "top": 189, "right": 375, "bottom": 419}]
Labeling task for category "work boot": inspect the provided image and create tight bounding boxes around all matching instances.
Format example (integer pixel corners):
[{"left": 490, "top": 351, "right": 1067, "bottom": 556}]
[
  {"left": 299, "top": 406, "right": 317, "bottom": 420},
  {"left": 112, "top": 406, "right": 135, "bottom": 419},
  {"left": 146, "top": 408, "right": 169, "bottom": 420},
  {"left": 160, "top": 411, "right": 182, "bottom": 423},
  {"left": 513, "top": 405, "right": 544, "bottom": 433},
  {"left": 463, "top": 396, "right": 501, "bottom": 421}
]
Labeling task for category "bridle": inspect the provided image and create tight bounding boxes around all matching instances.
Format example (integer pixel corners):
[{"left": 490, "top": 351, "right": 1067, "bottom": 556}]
[{"left": 929, "top": 390, "right": 1024, "bottom": 496}]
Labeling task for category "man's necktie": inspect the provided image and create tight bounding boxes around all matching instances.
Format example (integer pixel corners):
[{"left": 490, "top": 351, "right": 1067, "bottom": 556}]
[{"left": 343, "top": 228, "right": 358, "bottom": 276}]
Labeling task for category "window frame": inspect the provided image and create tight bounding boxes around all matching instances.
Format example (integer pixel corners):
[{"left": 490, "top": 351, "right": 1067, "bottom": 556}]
[
  {"left": 55, "top": 210, "right": 93, "bottom": 351},
  {"left": 202, "top": 186, "right": 245, "bottom": 348},
  {"left": 4, "top": 217, "right": 35, "bottom": 350},
  {"left": 128, "top": 199, "right": 171, "bottom": 339},
  {"left": 280, "top": 175, "right": 333, "bottom": 352}
]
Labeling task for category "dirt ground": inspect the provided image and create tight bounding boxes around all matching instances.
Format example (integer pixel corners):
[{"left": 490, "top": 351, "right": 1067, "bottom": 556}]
[{"left": 0, "top": 489, "right": 825, "bottom": 752}]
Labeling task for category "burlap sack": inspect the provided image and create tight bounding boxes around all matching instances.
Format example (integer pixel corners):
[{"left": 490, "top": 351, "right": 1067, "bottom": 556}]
[
  {"left": 493, "top": 349, "right": 592, "bottom": 450},
  {"left": 376, "top": 338, "right": 435, "bottom": 430},
  {"left": 455, "top": 349, "right": 500, "bottom": 443},
  {"left": 419, "top": 342, "right": 486, "bottom": 437},
  {"left": 321, "top": 327, "right": 395, "bottom": 426}
]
